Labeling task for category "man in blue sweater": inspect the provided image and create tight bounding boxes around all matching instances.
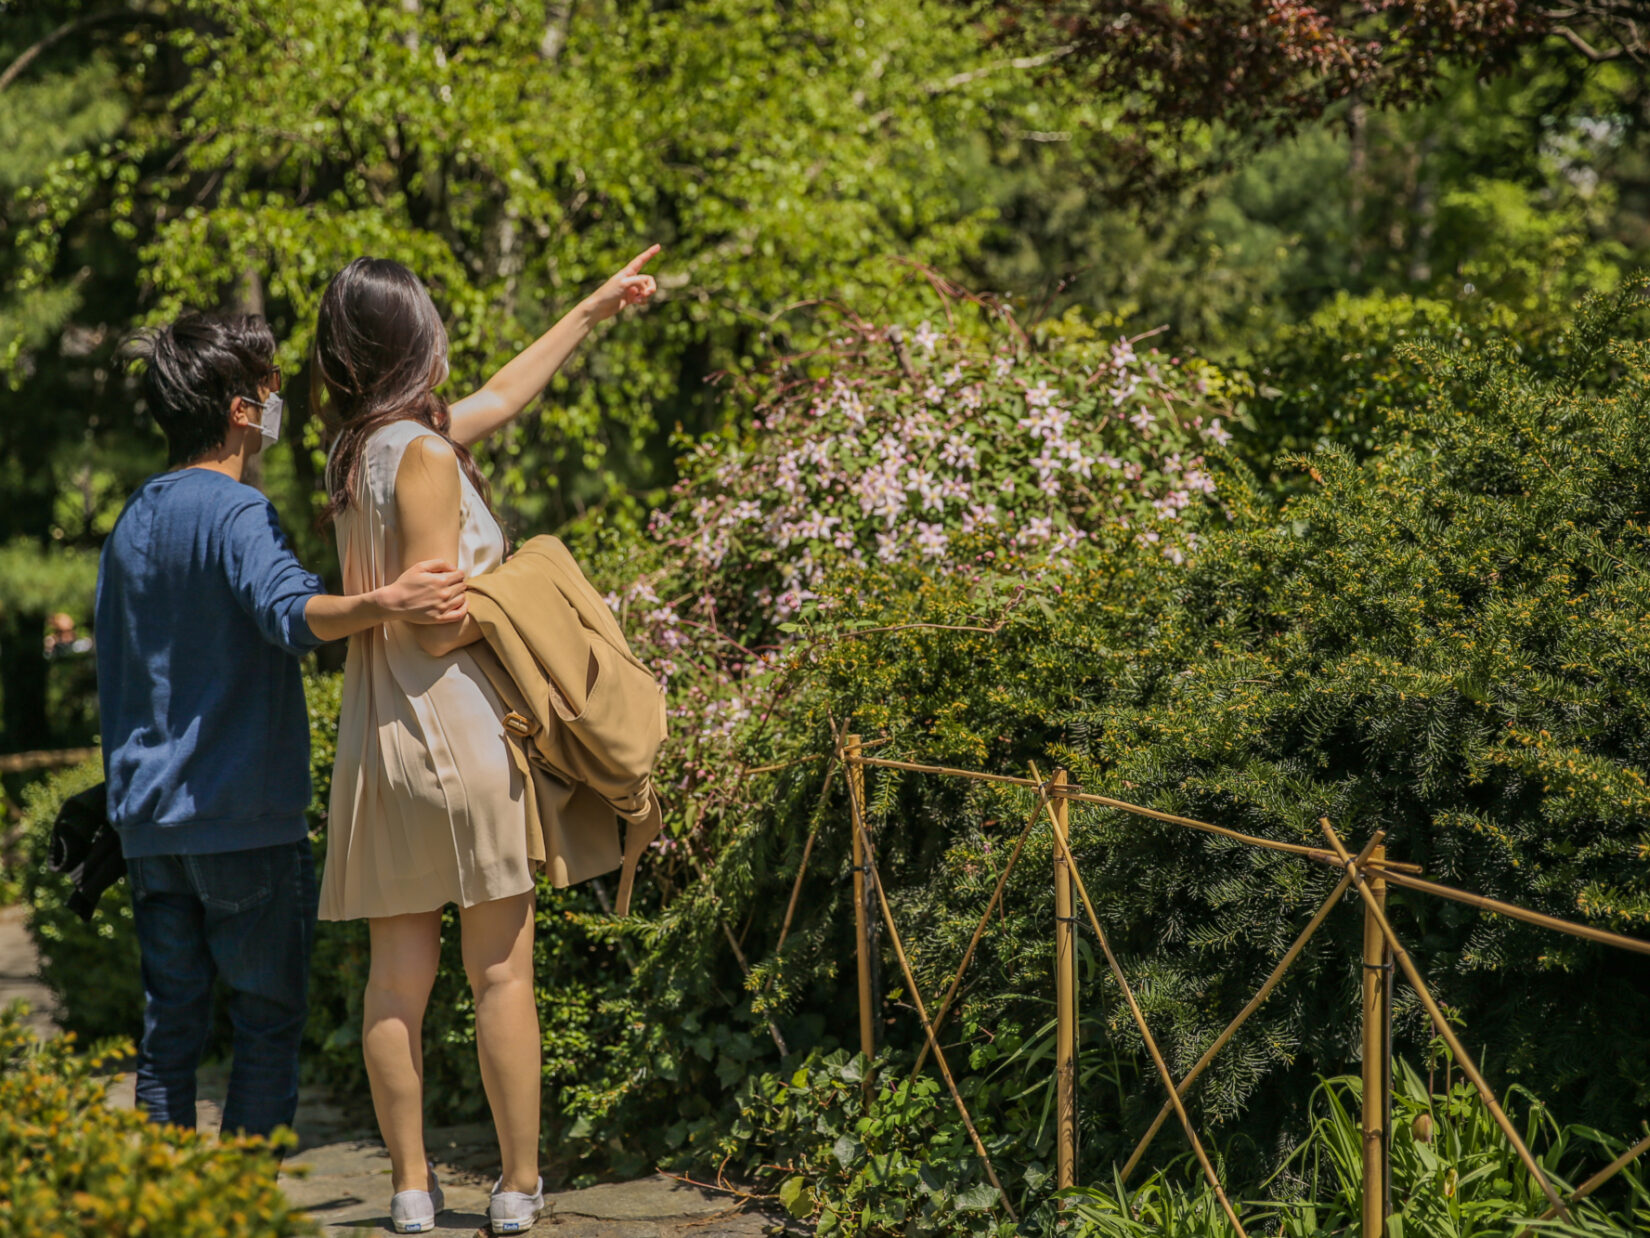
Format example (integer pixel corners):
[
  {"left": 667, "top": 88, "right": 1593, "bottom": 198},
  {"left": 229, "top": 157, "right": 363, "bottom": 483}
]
[{"left": 97, "top": 312, "right": 467, "bottom": 1138}]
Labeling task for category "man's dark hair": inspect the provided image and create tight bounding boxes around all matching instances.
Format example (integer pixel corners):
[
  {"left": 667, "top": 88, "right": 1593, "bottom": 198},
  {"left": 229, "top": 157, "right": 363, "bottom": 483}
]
[{"left": 124, "top": 313, "right": 276, "bottom": 466}]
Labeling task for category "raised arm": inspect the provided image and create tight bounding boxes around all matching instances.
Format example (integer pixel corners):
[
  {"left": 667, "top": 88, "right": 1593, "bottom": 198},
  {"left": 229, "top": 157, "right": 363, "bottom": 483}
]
[
  {"left": 396, "top": 434, "right": 485, "bottom": 658},
  {"left": 445, "top": 244, "right": 660, "bottom": 447}
]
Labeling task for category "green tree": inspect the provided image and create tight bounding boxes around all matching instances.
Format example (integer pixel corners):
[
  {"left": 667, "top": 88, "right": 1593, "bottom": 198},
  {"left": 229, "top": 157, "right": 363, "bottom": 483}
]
[{"left": 0, "top": 3, "right": 163, "bottom": 751}]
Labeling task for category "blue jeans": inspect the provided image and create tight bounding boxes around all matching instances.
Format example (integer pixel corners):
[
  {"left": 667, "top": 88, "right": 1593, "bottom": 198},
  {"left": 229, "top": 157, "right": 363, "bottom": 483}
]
[{"left": 126, "top": 840, "right": 316, "bottom": 1138}]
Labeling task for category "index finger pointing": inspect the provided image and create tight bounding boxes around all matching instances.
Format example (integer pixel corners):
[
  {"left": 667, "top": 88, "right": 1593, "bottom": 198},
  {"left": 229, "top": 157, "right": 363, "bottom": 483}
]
[{"left": 623, "top": 244, "right": 661, "bottom": 275}]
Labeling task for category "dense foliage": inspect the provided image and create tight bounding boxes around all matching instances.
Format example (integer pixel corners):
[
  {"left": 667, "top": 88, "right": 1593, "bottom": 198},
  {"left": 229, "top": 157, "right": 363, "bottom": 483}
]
[
  {"left": 0, "top": 1004, "right": 313, "bottom": 1238},
  {"left": 560, "top": 283, "right": 1650, "bottom": 1218}
]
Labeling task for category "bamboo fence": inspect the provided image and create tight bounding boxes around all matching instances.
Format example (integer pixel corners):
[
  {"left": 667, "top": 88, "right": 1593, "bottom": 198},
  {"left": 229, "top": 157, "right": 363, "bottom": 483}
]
[{"left": 788, "top": 735, "right": 1650, "bottom": 1237}]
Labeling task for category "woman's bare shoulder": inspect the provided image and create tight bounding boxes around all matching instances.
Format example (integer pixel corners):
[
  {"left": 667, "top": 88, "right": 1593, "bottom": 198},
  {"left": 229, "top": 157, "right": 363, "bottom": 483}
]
[{"left": 393, "top": 431, "right": 460, "bottom": 510}]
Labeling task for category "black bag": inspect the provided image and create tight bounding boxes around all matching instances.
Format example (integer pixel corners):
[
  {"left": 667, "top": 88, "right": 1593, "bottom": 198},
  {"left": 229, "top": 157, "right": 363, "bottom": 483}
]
[{"left": 46, "top": 783, "right": 126, "bottom": 922}]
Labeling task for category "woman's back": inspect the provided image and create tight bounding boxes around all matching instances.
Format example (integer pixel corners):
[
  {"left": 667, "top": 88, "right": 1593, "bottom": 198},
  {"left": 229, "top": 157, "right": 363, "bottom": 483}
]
[{"left": 320, "top": 419, "right": 531, "bottom": 922}]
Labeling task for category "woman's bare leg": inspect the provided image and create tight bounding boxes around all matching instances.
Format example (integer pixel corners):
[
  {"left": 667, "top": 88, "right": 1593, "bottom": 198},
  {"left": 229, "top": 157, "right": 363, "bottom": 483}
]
[
  {"left": 458, "top": 891, "right": 540, "bottom": 1194},
  {"left": 363, "top": 910, "right": 443, "bottom": 1193}
]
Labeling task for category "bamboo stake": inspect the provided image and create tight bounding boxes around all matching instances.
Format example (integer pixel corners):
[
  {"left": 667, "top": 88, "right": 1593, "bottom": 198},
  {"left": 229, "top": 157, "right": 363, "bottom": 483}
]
[
  {"left": 772, "top": 759, "right": 841, "bottom": 961},
  {"left": 1032, "top": 764, "right": 1250, "bottom": 1238},
  {"left": 846, "top": 759, "right": 1019, "bottom": 1221},
  {"left": 1525, "top": 1130, "right": 1650, "bottom": 1232},
  {"left": 1361, "top": 844, "right": 1391, "bottom": 1238},
  {"left": 1120, "top": 830, "right": 1386, "bottom": 1183},
  {"left": 858, "top": 756, "right": 1422, "bottom": 874},
  {"left": 1382, "top": 869, "right": 1650, "bottom": 958},
  {"left": 912, "top": 796, "right": 1046, "bottom": 1080},
  {"left": 1053, "top": 770, "right": 1079, "bottom": 1193},
  {"left": 1319, "top": 820, "right": 1572, "bottom": 1224},
  {"left": 845, "top": 735, "right": 876, "bottom": 1090}
]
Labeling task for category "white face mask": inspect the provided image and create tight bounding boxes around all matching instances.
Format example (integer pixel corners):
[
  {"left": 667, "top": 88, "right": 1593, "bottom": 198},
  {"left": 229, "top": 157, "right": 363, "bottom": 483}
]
[{"left": 245, "top": 392, "right": 284, "bottom": 450}]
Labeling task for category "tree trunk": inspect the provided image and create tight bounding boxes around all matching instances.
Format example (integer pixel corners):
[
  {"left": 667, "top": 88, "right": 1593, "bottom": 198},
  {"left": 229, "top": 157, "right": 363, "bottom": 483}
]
[
  {"left": 233, "top": 265, "right": 268, "bottom": 489},
  {"left": 540, "top": 0, "right": 574, "bottom": 63}
]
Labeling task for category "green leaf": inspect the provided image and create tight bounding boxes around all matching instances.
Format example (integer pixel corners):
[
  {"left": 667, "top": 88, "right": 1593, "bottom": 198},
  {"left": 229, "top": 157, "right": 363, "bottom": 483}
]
[
  {"left": 779, "top": 1176, "right": 814, "bottom": 1220},
  {"left": 952, "top": 1183, "right": 999, "bottom": 1211}
]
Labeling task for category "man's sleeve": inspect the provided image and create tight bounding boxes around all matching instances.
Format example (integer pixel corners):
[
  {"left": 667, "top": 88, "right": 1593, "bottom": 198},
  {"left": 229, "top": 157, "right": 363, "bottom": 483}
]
[{"left": 222, "top": 500, "right": 328, "bottom": 656}]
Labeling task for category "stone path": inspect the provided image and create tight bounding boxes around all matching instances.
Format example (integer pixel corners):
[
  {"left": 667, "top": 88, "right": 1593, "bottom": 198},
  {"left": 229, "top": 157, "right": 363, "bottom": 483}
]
[
  {"left": 1, "top": 903, "right": 799, "bottom": 1237},
  {"left": 0, "top": 905, "right": 59, "bottom": 1039}
]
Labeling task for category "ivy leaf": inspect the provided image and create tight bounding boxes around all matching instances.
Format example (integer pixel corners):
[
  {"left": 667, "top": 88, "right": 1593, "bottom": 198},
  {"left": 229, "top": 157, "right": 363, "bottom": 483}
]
[
  {"left": 952, "top": 1183, "right": 1000, "bottom": 1211},
  {"left": 778, "top": 1175, "right": 813, "bottom": 1220},
  {"left": 832, "top": 1134, "right": 864, "bottom": 1169}
]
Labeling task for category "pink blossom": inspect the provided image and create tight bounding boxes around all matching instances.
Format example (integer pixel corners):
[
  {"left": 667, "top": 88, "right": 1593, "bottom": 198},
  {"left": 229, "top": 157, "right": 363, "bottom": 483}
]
[
  {"left": 914, "top": 522, "right": 950, "bottom": 559},
  {"left": 1018, "top": 516, "right": 1054, "bottom": 545},
  {"left": 1024, "top": 380, "right": 1056, "bottom": 409}
]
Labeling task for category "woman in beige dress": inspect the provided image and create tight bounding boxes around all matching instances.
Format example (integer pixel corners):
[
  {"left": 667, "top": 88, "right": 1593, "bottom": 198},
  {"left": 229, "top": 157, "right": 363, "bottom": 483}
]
[{"left": 313, "top": 248, "right": 658, "bottom": 1235}]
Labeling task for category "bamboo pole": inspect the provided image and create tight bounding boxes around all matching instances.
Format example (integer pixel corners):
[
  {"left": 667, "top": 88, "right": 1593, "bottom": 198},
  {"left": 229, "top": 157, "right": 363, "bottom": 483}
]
[
  {"left": 1319, "top": 820, "right": 1572, "bottom": 1224},
  {"left": 1120, "top": 830, "right": 1386, "bottom": 1183},
  {"left": 772, "top": 759, "right": 841, "bottom": 961},
  {"left": 857, "top": 756, "right": 1422, "bottom": 874},
  {"left": 1031, "top": 765, "right": 1250, "bottom": 1238},
  {"left": 1053, "top": 769, "right": 1079, "bottom": 1193},
  {"left": 845, "top": 735, "right": 876, "bottom": 1089},
  {"left": 912, "top": 796, "right": 1045, "bottom": 1080},
  {"left": 845, "top": 759, "right": 1019, "bottom": 1221},
  {"left": 1524, "top": 1129, "right": 1650, "bottom": 1233},
  {"left": 1361, "top": 844, "right": 1391, "bottom": 1238},
  {"left": 1381, "top": 869, "right": 1650, "bottom": 958}
]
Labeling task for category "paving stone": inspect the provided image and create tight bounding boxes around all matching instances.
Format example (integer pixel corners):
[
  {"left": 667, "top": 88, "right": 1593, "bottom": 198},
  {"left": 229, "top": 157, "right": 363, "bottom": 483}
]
[
  {"left": 0, "top": 906, "right": 60, "bottom": 1038},
  {"left": 551, "top": 1175, "right": 735, "bottom": 1221}
]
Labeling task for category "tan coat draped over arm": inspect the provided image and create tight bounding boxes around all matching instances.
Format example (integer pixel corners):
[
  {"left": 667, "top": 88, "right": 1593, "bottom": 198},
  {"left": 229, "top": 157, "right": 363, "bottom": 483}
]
[{"left": 463, "top": 536, "right": 666, "bottom": 915}]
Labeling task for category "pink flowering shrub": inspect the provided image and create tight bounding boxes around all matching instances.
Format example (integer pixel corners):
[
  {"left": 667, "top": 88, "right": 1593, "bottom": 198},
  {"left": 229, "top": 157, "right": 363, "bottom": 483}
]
[
  {"left": 649, "top": 312, "right": 1233, "bottom": 628},
  {"left": 599, "top": 306, "right": 1240, "bottom": 838}
]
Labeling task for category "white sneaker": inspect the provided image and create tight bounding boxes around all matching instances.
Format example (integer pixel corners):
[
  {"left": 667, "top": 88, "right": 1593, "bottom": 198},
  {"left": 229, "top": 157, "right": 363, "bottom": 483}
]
[
  {"left": 489, "top": 1175, "right": 544, "bottom": 1234},
  {"left": 389, "top": 1165, "right": 446, "bottom": 1234}
]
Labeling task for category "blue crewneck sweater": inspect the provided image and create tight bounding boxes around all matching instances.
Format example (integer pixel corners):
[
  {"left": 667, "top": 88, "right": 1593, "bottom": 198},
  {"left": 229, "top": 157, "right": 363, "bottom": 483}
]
[{"left": 95, "top": 469, "right": 327, "bottom": 857}]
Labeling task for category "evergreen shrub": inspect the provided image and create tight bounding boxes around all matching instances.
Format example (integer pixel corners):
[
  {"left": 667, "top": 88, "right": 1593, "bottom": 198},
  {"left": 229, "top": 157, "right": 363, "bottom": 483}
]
[{"left": 0, "top": 1003, "right": 314, "bottom": 1238}]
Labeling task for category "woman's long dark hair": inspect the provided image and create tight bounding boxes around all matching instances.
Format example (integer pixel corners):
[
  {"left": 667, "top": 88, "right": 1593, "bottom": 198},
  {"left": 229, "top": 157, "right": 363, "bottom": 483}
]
[{"left": 313, "top": 258, "right": 492, "bottom": 523}]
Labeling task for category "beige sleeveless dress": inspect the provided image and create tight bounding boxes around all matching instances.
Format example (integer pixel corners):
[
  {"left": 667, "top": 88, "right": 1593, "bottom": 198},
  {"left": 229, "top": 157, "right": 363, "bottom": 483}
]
[{"left": 318, "top": 420, "right": 534, "bottom": 921}]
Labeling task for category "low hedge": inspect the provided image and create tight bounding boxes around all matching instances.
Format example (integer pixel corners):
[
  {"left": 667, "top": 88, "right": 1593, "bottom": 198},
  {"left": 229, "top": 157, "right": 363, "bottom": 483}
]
[
  {"left": 17, "top": 755, "right": 142, "bottom": 1045},
  {"left": 0, "top": 1003, "right": 314, "bottom": 1237}
]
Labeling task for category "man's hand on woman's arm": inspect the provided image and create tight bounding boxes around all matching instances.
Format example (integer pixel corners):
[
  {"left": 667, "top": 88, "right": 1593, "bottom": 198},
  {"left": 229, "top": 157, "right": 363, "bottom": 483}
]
[{"left": 303, "top": 560, "right": 468, "bottom": 644}]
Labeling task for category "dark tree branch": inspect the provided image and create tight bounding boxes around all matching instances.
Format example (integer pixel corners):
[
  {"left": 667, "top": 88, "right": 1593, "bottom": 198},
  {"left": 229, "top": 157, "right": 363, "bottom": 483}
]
[{"left": 0, "top": 8, "right": 156, "bottom": 93}]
